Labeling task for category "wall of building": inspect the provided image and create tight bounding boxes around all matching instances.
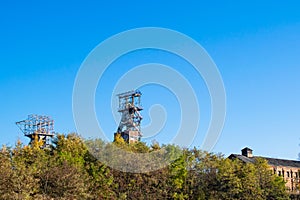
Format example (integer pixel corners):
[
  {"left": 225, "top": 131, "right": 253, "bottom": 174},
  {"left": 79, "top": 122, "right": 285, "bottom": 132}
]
[{"left": 272, "top": 165, "right": 300, "bottom": 193}]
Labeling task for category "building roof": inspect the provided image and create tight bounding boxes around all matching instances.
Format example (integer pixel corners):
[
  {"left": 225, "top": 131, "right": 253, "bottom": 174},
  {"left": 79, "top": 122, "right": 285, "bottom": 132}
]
[
  {"left": 229, "top": 154, "right": 255, "bottom": 163},
  {"left": 242, "top": 147, "right": 253, "bottom": 151},
  {"left": 229, "top": 154, "right": 300, "bottom": 168},
  {"left": 261, "top": 157, "right": 300, "bottom": 168}
]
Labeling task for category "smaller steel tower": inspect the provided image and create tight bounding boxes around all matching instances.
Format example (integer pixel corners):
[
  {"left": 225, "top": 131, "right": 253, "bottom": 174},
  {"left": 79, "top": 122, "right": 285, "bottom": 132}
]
[
  {"left": 114, "top": 90, "right": 143, "bottom": 143},
  {"left": 16, "top": 114, "right": 55, "bottom": 148}
]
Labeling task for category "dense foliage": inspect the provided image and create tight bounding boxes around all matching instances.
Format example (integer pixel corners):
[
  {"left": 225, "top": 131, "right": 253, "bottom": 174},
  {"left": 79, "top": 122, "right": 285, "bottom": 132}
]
[{"left": 0, "top": 133, "right": 290, "bottom": 200}]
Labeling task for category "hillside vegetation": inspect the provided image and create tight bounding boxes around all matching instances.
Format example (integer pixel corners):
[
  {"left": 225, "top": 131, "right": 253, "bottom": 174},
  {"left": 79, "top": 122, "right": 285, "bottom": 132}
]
[{"left": 0, "top": 133, "right": 289, "bottom": 200}]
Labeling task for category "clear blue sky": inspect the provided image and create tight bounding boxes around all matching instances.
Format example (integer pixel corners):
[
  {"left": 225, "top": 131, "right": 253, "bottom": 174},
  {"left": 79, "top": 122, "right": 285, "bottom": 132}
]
[{"left": 0, "top": 1, "right": 300, "bottom": 160}]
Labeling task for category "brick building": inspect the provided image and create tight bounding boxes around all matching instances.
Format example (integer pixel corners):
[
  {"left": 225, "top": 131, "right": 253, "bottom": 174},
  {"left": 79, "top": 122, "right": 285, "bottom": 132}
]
[{"left": 229, "top": 147, "right": 300, "bottom": 194}]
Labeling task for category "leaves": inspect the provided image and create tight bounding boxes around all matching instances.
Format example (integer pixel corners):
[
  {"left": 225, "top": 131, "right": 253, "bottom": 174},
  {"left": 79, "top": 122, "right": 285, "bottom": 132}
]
[{"left": 0, "top": 134, "right": 291, "bottom": 199}]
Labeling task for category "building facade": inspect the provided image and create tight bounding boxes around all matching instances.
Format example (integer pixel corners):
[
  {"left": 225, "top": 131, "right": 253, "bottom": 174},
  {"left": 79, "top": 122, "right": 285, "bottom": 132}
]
[{"left": 229, "top": 147, "right": 300, "bottom": 194}]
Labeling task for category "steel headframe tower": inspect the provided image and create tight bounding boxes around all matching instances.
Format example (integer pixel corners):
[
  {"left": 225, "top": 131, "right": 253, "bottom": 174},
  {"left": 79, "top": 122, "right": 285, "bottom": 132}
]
[
  {"left": 16, "top": 114, "right": 55, "bottom": 148},
  {"left": 115, "top": 90, "right": 143, "bottom": 143}
]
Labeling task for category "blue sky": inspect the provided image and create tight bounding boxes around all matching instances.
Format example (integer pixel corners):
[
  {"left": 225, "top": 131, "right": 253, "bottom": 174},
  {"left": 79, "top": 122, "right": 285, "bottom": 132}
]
[{"left": 0, "top": 1, "right": 300, "bottom": 159}]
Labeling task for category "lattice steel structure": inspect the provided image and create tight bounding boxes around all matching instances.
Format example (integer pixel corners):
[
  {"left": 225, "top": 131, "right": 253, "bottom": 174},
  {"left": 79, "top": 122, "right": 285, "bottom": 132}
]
[
  {"left": 114, "top": 90, "right": 143, "bottom": 143},
  {"left": 16, "top": 114, "right": 55, "bottom": 148}
]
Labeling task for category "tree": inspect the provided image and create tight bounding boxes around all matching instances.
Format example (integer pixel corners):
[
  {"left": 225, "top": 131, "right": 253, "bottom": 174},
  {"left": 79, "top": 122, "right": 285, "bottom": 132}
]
[
  {"left": 0, "top": 133, "right": 292, "bottom": 199},
  {"left": 0, "top": 145, "right": 14, "bottom": 199},
  {"left": 39, "top": 160, "right": 89, "bottom": 199},
  {"left": 235, "top": 161, "right": 263, "bottom": 199},
  {"left": 168, "top": 149, "right": 189, "bottom": 199},
  {"left": 50, "top": 133, "right": 115, "bottom": 199},
  {"left": 253, "top": 158, "right": 289, "bottom": 200}
]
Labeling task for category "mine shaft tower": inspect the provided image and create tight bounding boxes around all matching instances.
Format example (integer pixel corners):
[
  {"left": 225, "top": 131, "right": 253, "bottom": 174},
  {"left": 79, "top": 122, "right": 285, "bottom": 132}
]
[
  {"left": 16, "top": 114, "right": 55, "bottom": 148},
  {"left": 115, "top": 90, "right": 143, "bottom": 143}
]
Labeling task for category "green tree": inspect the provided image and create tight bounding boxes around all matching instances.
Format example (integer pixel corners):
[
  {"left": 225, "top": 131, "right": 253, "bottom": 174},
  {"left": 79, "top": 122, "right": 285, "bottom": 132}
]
[
  {"left": 0, "top": 145, "right": 14, "bottom": 199},
  {"left": 169, "top": 149, "right": 189, "bottom": 200},
  {"left": 51, "top": 133, "right": 115, "bottom": 199},
  {"left": 0, "top": 133, "right": 292, "bottom": 199},
  {"left": 236, "top": 161, "right": 263, "bottom": 199},
  {"left": 253, "top": 158, "right": 289, "bottom": 200}
]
